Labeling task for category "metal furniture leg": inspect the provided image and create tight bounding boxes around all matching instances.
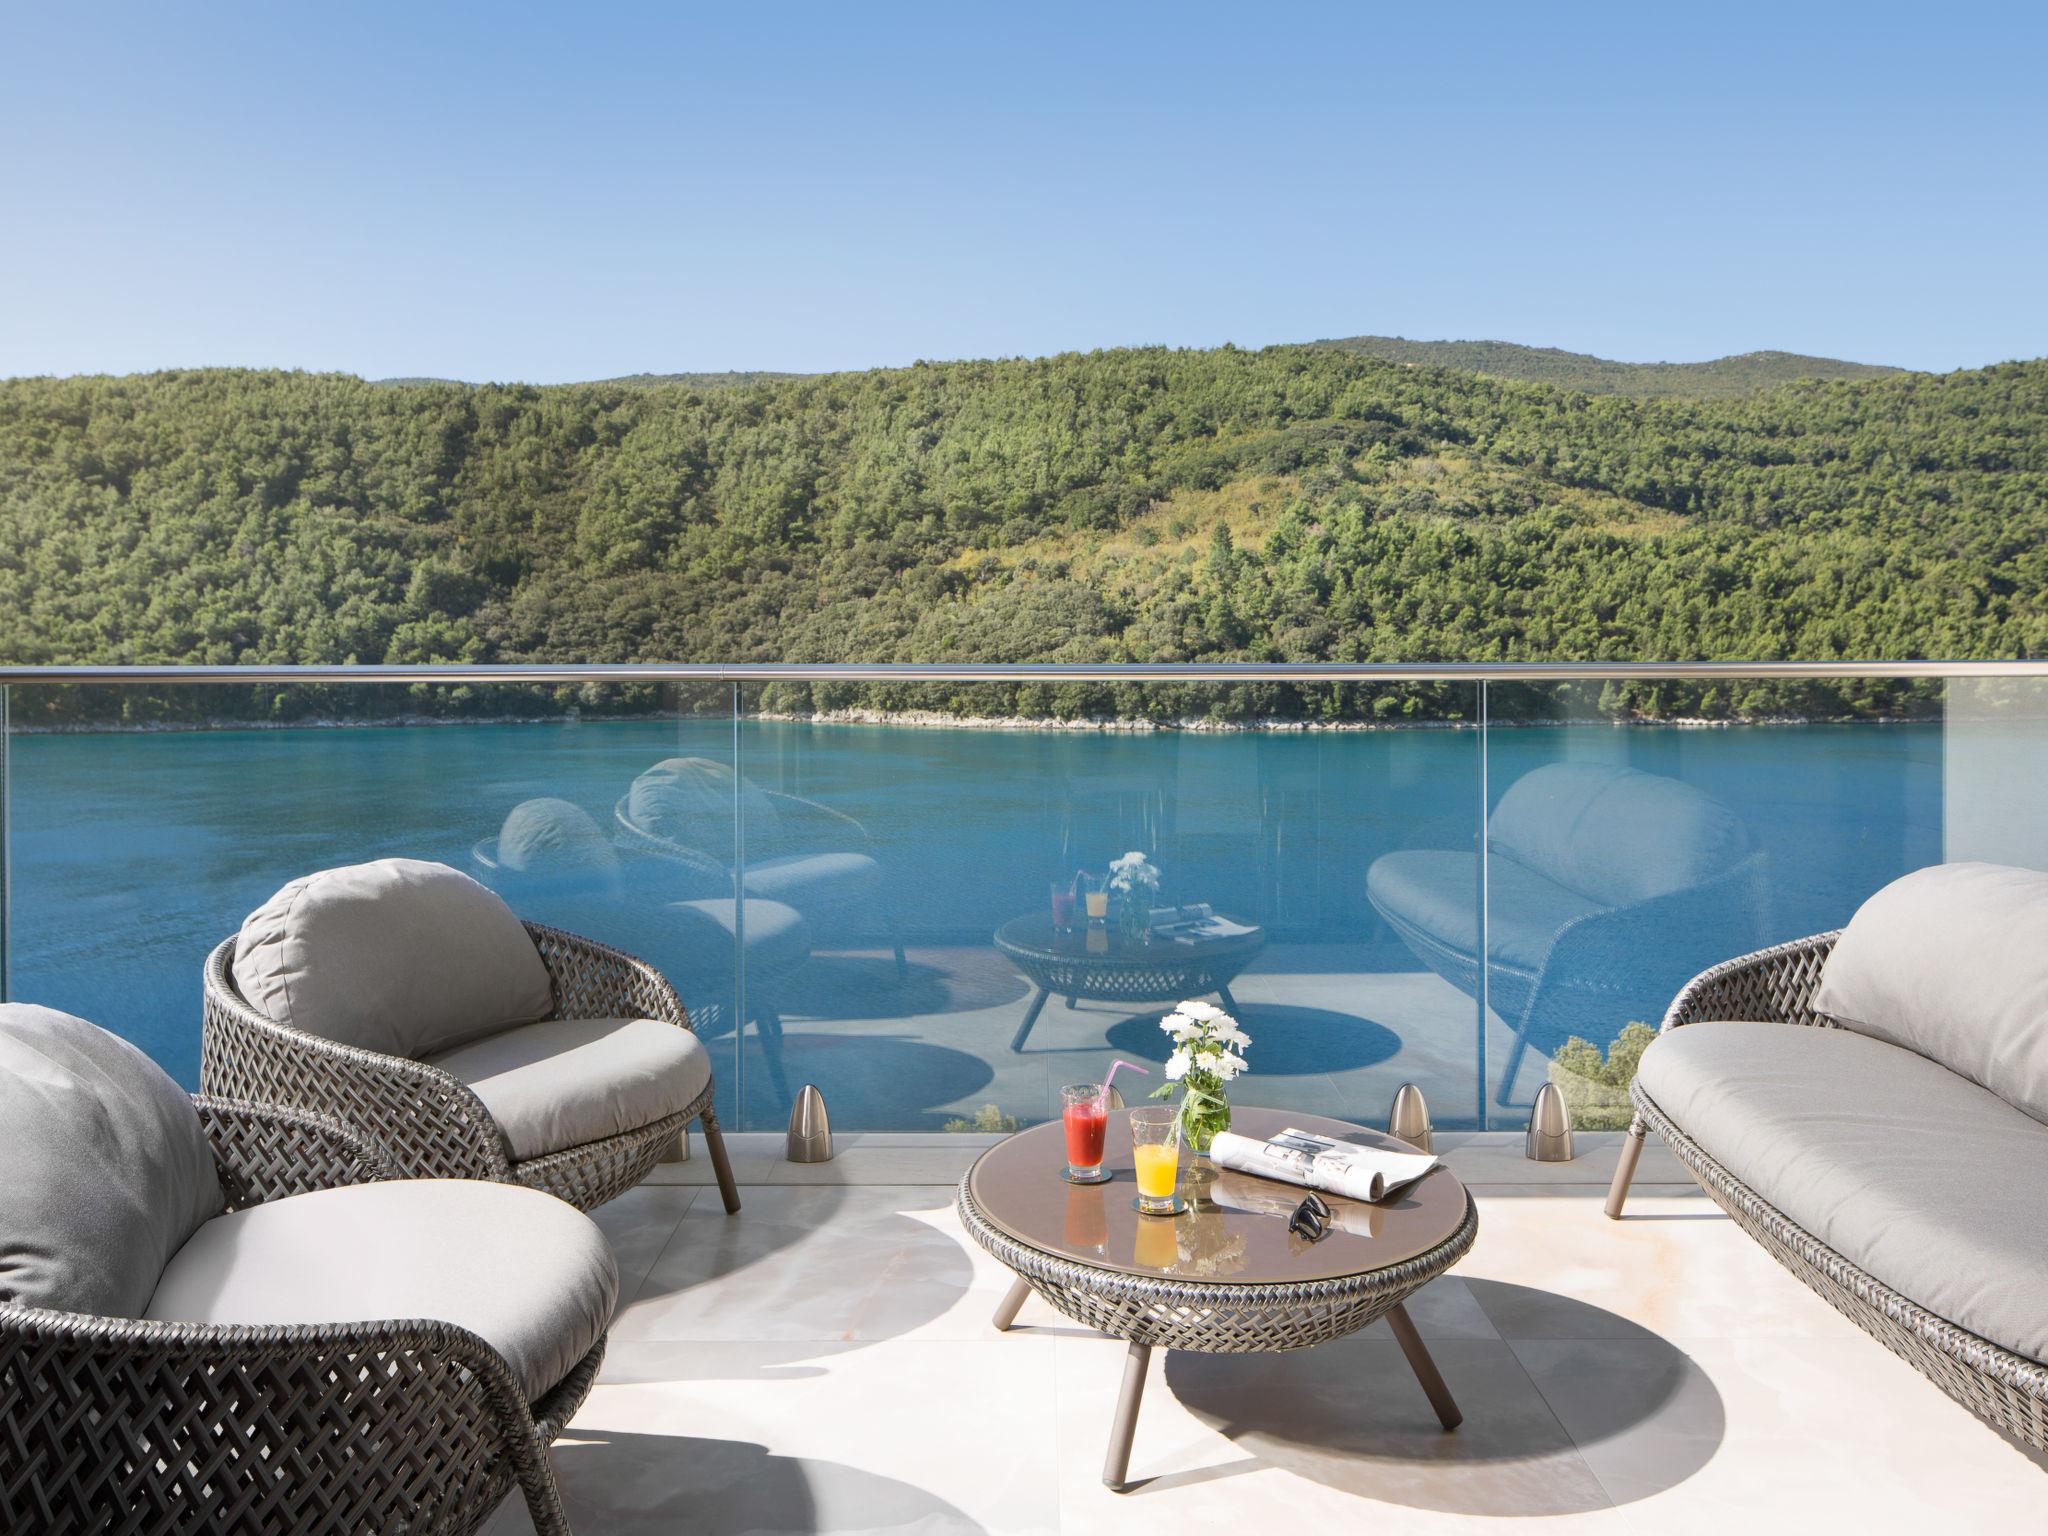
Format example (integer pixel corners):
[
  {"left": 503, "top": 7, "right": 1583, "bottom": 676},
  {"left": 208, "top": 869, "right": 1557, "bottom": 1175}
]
[
  {"left": 1605, "top": 1114, "right": 1648, "bottom": 1219},
  {"left": 991, "top": 1275, "right": 1032, "bottom": 1332},
  {"left": 1009, "top": 987, "right": 1052, "bottom": 1052},
  {"left": 701, "top": 1109, "right": 743, "bottom": 1214},
  {"left": 1385, "top": 1301, "right": 1462, "bottom": 1430},
  {"left": 1102, "top": 1340, "right": 1152, "bottom": 1490},
  {"left": 1216, "top": 981, "right": 1241, "bottom": 1015}
]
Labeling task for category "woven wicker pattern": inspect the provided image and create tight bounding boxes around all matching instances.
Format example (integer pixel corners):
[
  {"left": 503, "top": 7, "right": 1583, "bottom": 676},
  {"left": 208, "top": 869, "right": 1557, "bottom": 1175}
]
[
  {"left": 202, "top": 919, "right": 730, "bottom": 1212},
  {"left": 1636, "top": 927, "right": 2048, "bottom": 1454},
  {"left": 0, "top": 1100, "right": 595, "bottom": 1536},
  {"left": 1660, "top": 929, "right": 1841, "bottom": 1031},
  {"left": 958, "top": 1177, "right": 1478, "bottom": 1353}
]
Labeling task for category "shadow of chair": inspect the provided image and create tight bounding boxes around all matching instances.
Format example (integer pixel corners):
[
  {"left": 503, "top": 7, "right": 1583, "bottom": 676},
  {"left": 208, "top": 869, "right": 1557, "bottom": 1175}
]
[{"left": 1366, "top": 762, "right": 1767, "bottom": 1105}]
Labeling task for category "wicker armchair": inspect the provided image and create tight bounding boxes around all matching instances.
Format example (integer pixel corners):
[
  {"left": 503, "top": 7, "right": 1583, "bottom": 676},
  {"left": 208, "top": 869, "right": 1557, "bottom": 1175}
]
[
  {"left": 203, "top": 918, "right": 740, "bottom": 1213},
  {"left": 0, "top": 1096, "right": 599, "bottom": 1536},
  {"left": 1605, "top": 930, "right": 2048, "bottom": 1455}
]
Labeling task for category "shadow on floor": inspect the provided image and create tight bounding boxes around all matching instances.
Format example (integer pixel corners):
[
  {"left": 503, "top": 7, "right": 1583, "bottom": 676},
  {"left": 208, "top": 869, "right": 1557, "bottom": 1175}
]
[
  {"left": 542, "top": 1431, "right": 989, "bottom": 1536},
  {"left": 732, "top": 1031, "right": 998, "bottom": 1130},
  {"left": 779, "top": 948, "right": 1032, "bottom": 1020},
  {"left": 1163, "top": 1279, "right": 1721, "bottom": 1514},
  {"left": 1106, "top": 1003, "right": 1403, "bottom": 1077}
]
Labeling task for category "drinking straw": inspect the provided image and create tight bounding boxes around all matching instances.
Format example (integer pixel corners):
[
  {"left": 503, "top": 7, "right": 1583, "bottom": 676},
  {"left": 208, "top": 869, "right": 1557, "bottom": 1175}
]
[{"left": 1098, "top": 1058, "right": 1150, "bottom": 1108}]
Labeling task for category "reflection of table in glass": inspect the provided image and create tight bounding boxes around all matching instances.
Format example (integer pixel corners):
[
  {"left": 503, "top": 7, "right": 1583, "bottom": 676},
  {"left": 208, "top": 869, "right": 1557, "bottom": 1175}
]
[
  {"left": 992, "top": 913, "right": 1267, "bottom": 1052},
  {"left": 959, "top": 1107, "right": 1476, "bottom": 1490}
]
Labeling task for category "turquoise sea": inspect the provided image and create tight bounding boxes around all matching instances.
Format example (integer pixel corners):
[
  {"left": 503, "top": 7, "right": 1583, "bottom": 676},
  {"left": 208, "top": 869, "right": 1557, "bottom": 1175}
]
[{"left": 5, "top": 718, "right": 1943, "bottom": 1130}]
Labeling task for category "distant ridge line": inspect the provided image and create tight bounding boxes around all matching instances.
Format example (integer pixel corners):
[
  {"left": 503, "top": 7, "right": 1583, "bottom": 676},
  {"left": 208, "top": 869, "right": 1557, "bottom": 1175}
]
[{"left": 1308, "top": 335, "right": 1904, "bottom": 398}]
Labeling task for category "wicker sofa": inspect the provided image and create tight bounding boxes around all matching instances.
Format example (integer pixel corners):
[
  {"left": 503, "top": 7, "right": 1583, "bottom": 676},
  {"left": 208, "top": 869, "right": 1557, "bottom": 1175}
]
[
  {"left": 203, "top": 857, "right": 740, "bottom": 1213},
  {"left": 0, "top": 1004, "right": 610, "bottom": 1535},
  {"left": 1367, "top": 761, "right": 1765, "bottom": 1104},
  {"left": 1607, "top": 863, "right": 2048, "bottom": 1454}
]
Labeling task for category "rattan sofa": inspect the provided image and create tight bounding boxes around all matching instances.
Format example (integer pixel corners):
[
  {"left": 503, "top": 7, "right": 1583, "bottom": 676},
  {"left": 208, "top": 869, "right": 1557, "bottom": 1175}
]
[
  {"left": 1, "top": 1008, "right": 606, "bottom": 1536},
  {"left": 1606, "top": 883, "right": 2048, "bottom": 1455},
  {"left": 202, "top": 859, "right": 741, "bottom": 1214}
]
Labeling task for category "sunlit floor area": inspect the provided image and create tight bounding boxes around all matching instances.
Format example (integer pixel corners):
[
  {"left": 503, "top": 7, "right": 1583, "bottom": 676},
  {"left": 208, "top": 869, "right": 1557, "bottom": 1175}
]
[
  {"left": 484, "top": 1140, "right": 2044, "bottom": 1535},
  {"left": 723, "top": 945, "right": 1555, "bottom": 1133}
]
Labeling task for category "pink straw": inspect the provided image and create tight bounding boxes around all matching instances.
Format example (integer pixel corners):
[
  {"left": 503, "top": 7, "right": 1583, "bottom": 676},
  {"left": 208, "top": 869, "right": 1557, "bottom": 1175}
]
[{"left": 1099, "top": 1058, "right": 1150, "bottom": 1107}]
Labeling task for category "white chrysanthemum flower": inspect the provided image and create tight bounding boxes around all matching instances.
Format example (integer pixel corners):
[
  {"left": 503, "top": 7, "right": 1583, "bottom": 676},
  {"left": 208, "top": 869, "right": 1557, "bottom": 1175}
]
[
  {"left": 1177, "top": 1000, "right": 1223, "bottom": 1023},
  {"left": 1164, "top": 1047, "right": 1192, "bottom": 1081},
  {"left": 1215, "top": 1051, "right": 1249, "bottom": 1080},
  {"left": 1160, "top": 1013, "right": 1199, "bottom": 1041}
]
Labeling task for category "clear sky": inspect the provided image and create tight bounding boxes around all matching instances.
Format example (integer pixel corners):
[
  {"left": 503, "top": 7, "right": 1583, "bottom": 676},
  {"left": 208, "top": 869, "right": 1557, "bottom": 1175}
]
[{"left": 4, "top": 1, "right": 2043, "bottom": 381}]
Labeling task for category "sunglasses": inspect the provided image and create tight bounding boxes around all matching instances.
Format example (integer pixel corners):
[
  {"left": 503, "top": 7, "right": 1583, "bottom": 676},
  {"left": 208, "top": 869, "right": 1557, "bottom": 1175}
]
[{"left": 1288, "top": 1191, "right": 1332, "bottom": 1242}]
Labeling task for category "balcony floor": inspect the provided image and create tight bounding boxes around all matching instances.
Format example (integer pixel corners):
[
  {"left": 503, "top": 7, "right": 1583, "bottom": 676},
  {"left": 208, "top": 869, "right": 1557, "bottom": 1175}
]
[{"left": 487, "top": 1139, "right": 2045, "bottom": 1534}]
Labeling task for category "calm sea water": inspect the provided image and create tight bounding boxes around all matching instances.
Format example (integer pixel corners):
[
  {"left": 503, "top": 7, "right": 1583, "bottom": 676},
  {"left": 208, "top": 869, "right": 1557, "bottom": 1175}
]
[{"left": 6, "top": 718, "right": 1944, "bottom": 1126}]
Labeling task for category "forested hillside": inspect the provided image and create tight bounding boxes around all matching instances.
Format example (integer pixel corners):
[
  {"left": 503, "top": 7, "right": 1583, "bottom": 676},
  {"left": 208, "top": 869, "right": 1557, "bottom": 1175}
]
[
  {"left": 2, "top": 345, "right": 2043, "bottom": 726},
  {"left": 1312, "top": 336, "right": 1903, "bottom": 397}
]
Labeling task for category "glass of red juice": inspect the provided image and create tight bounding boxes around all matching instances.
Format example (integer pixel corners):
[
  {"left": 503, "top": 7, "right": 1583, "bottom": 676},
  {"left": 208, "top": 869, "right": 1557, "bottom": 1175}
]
[{"left": 1061, "top": 1084, "right": 1111, "bottom": 1182}]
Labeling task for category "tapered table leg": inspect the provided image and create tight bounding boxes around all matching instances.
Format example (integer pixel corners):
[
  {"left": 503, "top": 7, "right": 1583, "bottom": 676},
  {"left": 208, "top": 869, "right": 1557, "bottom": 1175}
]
[
  {"left": 1009, "top": 988, "right": 1051, "bottom": 1052},
  {"left": 1102, "top": 1340, "right": 1152, "bottom": 1490},
  {"left": 1385, "top": 1301, "right": 1461, "bottom": 1430},
  {"left": 1605, "top": 1117, "right": 1648, "bottom": 1219},
  {"left": 991, "top": 1275, "right": 1032, "bottom": 1332}
]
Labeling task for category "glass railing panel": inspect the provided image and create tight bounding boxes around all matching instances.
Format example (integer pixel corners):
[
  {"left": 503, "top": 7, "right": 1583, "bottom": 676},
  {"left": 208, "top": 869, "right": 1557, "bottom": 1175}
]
[
  {"left": 1478, "top": 677, "right": 1946, "bottom": 1120},
  {"left": 5, "top": 680, "right": 739, "bottom": 1125},
  {"left": 723, "top": 680, "right": 1484, "bottom": 1134}
]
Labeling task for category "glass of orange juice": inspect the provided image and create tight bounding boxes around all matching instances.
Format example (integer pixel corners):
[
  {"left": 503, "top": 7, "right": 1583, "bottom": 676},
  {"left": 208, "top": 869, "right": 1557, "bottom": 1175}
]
[{"left": 1128, "top": 1106, "right": 1185, "bottom": 1216}]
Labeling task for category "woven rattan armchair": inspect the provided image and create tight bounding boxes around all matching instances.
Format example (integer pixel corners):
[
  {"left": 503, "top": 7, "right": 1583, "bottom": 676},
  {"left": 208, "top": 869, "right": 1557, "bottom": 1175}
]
[
  {"left": 202, "top": 919, "right": 740, "bottom": 1213},
  {"left": 0, "top": 1097, "right": 599, "bottom": 1536},
  {"left": 1605, "top": 930, "right": 2048, "bottom": 1455}
]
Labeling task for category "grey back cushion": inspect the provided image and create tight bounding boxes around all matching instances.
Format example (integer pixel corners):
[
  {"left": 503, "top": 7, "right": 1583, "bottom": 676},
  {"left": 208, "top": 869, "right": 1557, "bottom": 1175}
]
[
  {"left": 234, "top": 858, "right": 556, "bottom": 1060},
  {"left": 1813, "top": 861, "right": 2048, "bottom": 1123},
  {"left": 623, "top": 756, "right": 778, "bottom": 860},
  {"left": 0, "top": 1004, "right": 224, "bottom": 1317},
  {"left": 1488, "top": 762, "right": 1751, "bottom": 908},
  {"left": 497, "top": 798, "right": 619, "bottom": 880}
]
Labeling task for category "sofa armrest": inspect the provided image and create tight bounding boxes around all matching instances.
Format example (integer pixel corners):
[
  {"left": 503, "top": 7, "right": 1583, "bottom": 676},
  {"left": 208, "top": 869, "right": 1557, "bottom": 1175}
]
[
  {"left": 201, "top": 938, "right": 513, "bottom": 1183},
  {"left": 193, "top": 1095, "right": 394, "bottom": 1208},
  {"left": 1661, "top": 930, "right": 1841, "bottom": 1032},
  {"left": 524, "top": 919, "right": 693, "bottom": 1032}
]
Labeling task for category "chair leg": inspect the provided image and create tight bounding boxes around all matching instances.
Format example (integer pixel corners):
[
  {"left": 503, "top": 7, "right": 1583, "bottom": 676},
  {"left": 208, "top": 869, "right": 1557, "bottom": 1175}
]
[
  {"left": 700, "top": 1107, "right": 742, "bottom": 1214},
  {"left": 1605, "top": 1114, "right": 1648, "bottom": 1220},
  {"left": 516, "top": 1452, "right": 575, "bottom": 1536}
]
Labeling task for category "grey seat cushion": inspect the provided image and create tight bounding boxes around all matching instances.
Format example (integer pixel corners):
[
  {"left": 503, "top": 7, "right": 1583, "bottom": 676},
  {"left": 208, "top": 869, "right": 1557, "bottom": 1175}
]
[
  {"left": 1488, "top": 762, "right": 1751, "bottom": 907},
  {"left": 1637, "top": 1021, "right": 2048, "bottom": 1363},
  {"left": 741, "top": 851, "right": 883, "bottom": 913},
  {"left": 427, "top": 1017, "right": 713, "bottom": 1163},
  {"left": 1812, "top": 861, "right": 2048, "bottom": 1123},
  {"left": 146, "top": 1179, "right": 617, "bottom": 1402},
  {"left": 234, "top": 858, "right": 556, "bottom": 1060},
  {"left": 1366, "top": 848, "right": 1601, "bottom": 976},
  {"left": 667, "top": 898, "right": 811, "bottom": 987},
  {"left": 0, "top": 1005, "right": 224, "bottom": 1318}
]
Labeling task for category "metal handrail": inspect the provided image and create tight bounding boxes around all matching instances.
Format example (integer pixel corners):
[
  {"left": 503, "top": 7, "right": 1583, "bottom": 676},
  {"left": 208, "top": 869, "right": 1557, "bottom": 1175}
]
[{"left": 0, "top": 659, "right": 2042, "bottom": 685}]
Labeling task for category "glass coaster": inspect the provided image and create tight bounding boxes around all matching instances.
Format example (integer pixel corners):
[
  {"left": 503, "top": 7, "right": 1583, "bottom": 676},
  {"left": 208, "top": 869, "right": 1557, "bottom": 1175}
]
[
  {"left": 1132, "top": 1193, "right": 1187, "bottom": 1216},
  {"left": 1063, "top": 1166, "right": 1113, "bottom": 1185}
]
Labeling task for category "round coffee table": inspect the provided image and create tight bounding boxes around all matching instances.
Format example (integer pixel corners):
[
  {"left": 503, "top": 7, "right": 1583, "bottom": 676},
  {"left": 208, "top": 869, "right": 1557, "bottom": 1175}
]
[
  {"left": 957, "top": 1106, "right": 1476, "bottom": 1490},
  {"left": 993, "top": 913, "right": 1267, "bottom": 1052}
]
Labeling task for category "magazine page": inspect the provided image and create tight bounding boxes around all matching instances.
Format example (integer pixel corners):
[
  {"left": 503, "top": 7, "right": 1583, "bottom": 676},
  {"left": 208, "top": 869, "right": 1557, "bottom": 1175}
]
[{"left": 1209, "top": 1127, "right": 1438, "bottom": 1204}]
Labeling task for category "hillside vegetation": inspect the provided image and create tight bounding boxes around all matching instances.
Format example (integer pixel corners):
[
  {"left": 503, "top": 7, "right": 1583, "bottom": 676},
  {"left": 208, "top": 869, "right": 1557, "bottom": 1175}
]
[
  {"left": 1312, "top": 336, "right": 1903, "bottom": 398},
  {"left": 1, "top": 345, "right": 2043, "bottom": 726}
]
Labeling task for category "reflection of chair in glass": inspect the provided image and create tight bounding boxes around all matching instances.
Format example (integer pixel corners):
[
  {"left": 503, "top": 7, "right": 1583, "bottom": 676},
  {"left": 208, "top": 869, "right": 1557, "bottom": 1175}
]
[
  {"left": 1367, "top": 763, "right": 1766, "bottom": 1104},
  {"left": 203, "top": 856, "right": 743, "bottom": 1212},
  {"left": 615, "top": 756, "right": 906, "bottom": 975},
  {"left": 3, "top": 1004, "right": 610, "bottom": 1535},
  {"left": 475, "top": 798, "right": 814, "bottom": 1110}
]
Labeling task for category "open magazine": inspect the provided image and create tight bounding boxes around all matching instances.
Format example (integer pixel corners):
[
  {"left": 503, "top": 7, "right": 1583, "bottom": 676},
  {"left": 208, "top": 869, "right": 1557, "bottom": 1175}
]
[{"left": 1208, "top": 1127, "right": 1438, "bottom": 1204}]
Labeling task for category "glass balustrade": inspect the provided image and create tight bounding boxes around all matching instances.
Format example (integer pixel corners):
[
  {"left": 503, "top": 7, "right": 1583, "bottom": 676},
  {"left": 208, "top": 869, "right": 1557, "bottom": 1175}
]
[{"left": 2, "top": 667, "right": 2044, "bottom": 1134}]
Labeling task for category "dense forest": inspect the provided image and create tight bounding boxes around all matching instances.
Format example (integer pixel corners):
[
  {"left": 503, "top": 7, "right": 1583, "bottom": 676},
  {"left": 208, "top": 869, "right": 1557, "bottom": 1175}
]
[
  {"left": 1312, "top": 336, "right": 1904, "bottom": 398},
  {"left": 1, "top": 344, "right": 2043, "bottom": 727}
]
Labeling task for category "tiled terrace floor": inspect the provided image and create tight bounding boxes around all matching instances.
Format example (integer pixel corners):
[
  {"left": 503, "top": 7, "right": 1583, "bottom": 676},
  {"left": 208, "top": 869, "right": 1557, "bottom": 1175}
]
[{"left": 486, "top": 1135, "right": 2044, "bottom": 1535}]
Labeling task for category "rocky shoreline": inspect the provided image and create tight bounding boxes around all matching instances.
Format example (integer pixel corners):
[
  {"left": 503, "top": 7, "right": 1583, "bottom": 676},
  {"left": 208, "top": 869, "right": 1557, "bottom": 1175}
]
[{"left": 8, "top": 707, "right": 1889, "bottom": 736}]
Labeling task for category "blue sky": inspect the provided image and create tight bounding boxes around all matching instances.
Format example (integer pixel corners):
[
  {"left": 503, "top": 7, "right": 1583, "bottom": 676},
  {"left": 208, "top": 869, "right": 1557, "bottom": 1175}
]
[{"left": 3, "top": 2, "right": 2042, "bottom": 380}]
